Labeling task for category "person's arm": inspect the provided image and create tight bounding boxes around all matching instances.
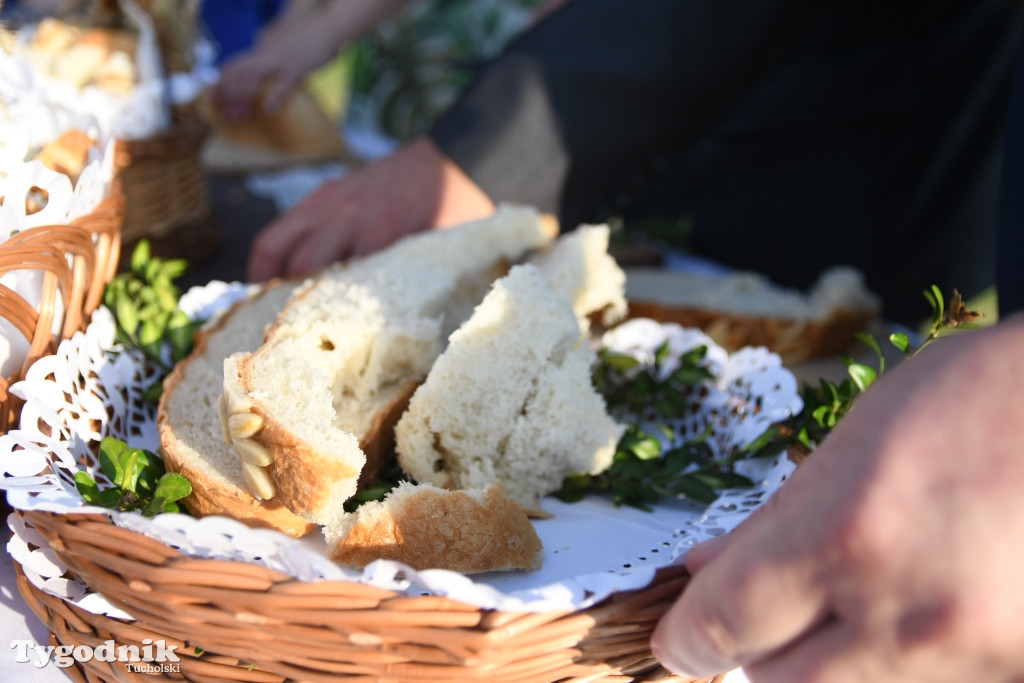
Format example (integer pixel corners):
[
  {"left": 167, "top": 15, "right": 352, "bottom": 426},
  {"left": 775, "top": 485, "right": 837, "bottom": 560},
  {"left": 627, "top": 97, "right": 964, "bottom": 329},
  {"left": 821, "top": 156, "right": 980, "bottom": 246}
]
[
  {"left": 430, "top": 0, "right": 836, "bottom": 228},
  {"left": 651, "top": 313, "right": 1024, "bottom": 681},
  {"left": 246, "top": 0, "right": 834, "bottom": 281},
  {"left": 213, "top": 0, "right": 412, "bottom": 120}
]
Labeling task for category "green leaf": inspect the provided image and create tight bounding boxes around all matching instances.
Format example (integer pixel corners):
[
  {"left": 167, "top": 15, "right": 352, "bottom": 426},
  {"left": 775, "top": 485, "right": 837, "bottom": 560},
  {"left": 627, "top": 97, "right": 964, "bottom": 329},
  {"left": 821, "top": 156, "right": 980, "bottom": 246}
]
[
  {"left": 142, "top": 496, "right": 166, "bottom": 518},
  {"left": 600, "top": 351, "right": 640, "bottom": 371},
  {"left": 153, "top": 472, "right": 192, "bottom": 503},
  {"left": 139, "top": 319, "right": 164, "bottom": 347},
  {"left": 661, "top": 446, "right": 695, "bottom": 472},
  {"left": 741, "top": 426, "right": 781, "bottom": 454},
  {"left": 624, "top": 434, "right": 662, "bottom": 461},
  {"left": 811, "top": 404, "right": 831, "bottom": 428},
  {"left": 843, "top": 361, "right": 877, "bottom": 393},
  {"left": 160, "top": 258, "right": 188, "bottom": 281},
  {"left": 156, "top": 286, "right": 179, "bottom": 312},
  {"left": 74, "top": 471, "right": 102, "bottom": 505},
  {"left": 167, "top": 311, "right": 195, "bottom": 360},
  {"left": 926, "top": 284, "right": 944, "bottom": 329},
  {"left": 144, "top": 258, "right": 162, "bottom": 285},
  {"left": 98, "top": 488, "right": 123, "bottom": 508},
  {"left": 119, "top": 450, "right": 141, "bottom": 492},
  {"left": 130, "top": 239, "right": 151, "bottom": 276},
  {"left": 672, "top": 475, "right": 718, "bottom": 504},
  {"left": 98, "top": 436, "right": 130, "bottom": 483},
  {"left": 855, "top": 332, "right": 885, "bottom": 374},
  {"left": 143, "top": 381, "right": 164, "bottom": 402},
  {"left": 693, "top": 471, "right": 756, "bottom": 489},
  {"left": 115, "top": 289, "right": 138, "bottom": 336},
  {"left": 671, "top": 366, "right": 713, "bottom": 386},
  {"left": 680, "top": 345, "right": 708, "bottom": 366},
  {"left": 889, "top": 331, "right": 911, "bottom": 354},
  {"left": 654, "top": 341, "right": 671, "bottom": 368}
]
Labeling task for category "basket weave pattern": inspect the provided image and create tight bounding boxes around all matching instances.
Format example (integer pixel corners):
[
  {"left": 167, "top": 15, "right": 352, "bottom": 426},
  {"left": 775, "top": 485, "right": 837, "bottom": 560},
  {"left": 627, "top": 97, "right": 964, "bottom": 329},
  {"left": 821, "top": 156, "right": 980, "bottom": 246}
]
[
  {"left": 15, "top": 509, "right": 721, "bottom": 683},
  {"left": 113, "top": 109, "right": 219, "bottom": 265},
  {"left": 0, "top": 189, "right": 124, "bottom": 432}
]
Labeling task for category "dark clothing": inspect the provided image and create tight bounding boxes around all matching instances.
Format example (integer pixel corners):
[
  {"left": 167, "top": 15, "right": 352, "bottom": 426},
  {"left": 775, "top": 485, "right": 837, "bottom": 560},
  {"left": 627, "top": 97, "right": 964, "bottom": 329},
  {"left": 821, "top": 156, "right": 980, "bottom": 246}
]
[{"left": 430, "top": 0, "right": 1024, "bottom": 324}]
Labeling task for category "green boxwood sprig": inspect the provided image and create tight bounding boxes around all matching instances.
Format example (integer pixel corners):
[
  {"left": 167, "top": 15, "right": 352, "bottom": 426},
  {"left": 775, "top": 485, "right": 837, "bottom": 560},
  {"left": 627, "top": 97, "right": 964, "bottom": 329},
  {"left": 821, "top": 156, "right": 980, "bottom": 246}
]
[
  {"left": 74, "top": 437, "right": 191, "bottom": 516},
  {"left": 102, "top": 240, "right": 205, "bottom": 401}
]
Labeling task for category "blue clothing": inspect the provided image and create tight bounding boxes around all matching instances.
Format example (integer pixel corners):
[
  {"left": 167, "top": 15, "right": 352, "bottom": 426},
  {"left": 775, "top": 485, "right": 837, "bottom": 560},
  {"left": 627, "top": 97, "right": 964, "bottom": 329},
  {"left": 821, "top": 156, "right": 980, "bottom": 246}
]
[{"left": 201, "top": 0, "right": 286, "bottom": 64}]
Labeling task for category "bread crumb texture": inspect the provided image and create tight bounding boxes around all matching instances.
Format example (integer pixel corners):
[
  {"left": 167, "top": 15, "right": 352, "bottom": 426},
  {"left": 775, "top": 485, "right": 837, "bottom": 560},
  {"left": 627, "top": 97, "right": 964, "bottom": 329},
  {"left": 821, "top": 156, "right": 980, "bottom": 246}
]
[{"left": 396, "top": 264, "right": 624, "bottom": 515}]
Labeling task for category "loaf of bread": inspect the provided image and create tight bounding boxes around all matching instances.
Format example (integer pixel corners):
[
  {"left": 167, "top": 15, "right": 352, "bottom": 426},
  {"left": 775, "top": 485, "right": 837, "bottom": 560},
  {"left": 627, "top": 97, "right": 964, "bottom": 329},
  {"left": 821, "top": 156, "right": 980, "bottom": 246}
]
[
  {"left": 624, "top": 266, "right": 881, "bottom": 364},
  {"left": 326, "top": 481, "right": 543, "bottom": 573},
  {"left": 198, "top": 87, "right": 350, "bottom": 171},
  {"left": 221, "top": 205, "right": 556, "bottom": 526},
  {"left": 529, "top": 224, "right": 628, "bottom": 331},
  {"left": 395, "top": 264, "right": 624, "bottom": 516},
  {"left": 27, "top": 19, "right": 138, "bottom": 93},
  {"left": 158, "top": 281, "right": 316, "bottom": 537}
]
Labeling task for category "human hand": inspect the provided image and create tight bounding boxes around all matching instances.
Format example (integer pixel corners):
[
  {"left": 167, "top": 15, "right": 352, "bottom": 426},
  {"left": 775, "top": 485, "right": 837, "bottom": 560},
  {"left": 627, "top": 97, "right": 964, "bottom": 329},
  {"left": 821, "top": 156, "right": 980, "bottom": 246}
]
[
  {"left": 246, "top": 136, "right": 496, "bottom": 281},
  {"left": 651, "top": 314, "right": 1024, "bottom": 682},
  {"left": 211, "top": 9, "right": 340, "bottom": 121}
]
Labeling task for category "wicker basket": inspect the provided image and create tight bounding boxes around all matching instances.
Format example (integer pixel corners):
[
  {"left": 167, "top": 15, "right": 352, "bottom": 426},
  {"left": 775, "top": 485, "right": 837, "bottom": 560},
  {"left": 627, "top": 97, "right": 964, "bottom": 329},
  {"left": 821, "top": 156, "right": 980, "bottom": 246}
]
[
  {"left": 0, "top": 188, "right": 124, "bottom": 433},
  {"left": 112, "top": 108, "right": 219, "bottom": 267},
  {"left": 14, "top": 508, "right": 720, "bottom": 683}
]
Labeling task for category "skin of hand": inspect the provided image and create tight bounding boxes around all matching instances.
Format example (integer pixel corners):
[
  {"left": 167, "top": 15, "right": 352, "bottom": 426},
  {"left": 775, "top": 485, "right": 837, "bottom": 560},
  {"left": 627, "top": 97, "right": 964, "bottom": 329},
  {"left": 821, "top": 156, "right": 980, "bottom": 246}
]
[
  {"left": 212, "top": 0, "right": 411, "bottom": 121},
  {"left": 651, "top": 312, "right": 1024, "bottom": 682},
  {"left": 246, "top": 136, "right": 496, "bottom": 282}
]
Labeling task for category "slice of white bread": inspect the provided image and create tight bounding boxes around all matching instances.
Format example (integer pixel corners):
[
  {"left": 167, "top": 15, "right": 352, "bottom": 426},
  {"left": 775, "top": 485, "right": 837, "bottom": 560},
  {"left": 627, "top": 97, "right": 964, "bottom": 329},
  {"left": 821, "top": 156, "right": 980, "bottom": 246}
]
[
  {"left": 395, "top": 264, "right": 625, "bottom": 516},
  {"left": 624, "top": 266, "right": 881, "bottom": 365},
  {"left": 157, "top": 281, "right": 316, "bottom": 537},
  {"left": 326, "top": 481, "right": 543, "bottom": 573},
  {"left": 528, "top": 224, "right": 628, "bottom": 331},
  {"left": 223, "top": 205, "right": 556, "bottom": 525}
]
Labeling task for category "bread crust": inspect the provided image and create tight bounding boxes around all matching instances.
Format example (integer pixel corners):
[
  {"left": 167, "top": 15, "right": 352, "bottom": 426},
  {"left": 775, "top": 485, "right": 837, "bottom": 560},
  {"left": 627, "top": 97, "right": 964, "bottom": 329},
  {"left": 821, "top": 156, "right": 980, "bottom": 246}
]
[
  {"left": 158, "top": 284, "right": 317, "bottom": 537},
  {"left": 234, "top": 354, "right": 419, "bottom": 524},
  {"left": 624, "top": 302, "right": 876, "bottom": 365},
  {"left": 330, "top": 482, "right": 543, "bottom": 573}
]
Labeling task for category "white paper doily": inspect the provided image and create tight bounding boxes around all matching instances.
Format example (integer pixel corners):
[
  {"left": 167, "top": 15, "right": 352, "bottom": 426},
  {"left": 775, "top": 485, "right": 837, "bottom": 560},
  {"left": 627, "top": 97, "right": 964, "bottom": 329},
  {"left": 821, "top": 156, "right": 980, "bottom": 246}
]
[
  {"left": 0, "top": 121, "right": 118, "bottom": 380},
  {"left": 1, "top": 283, "right": 801, "bottom": 616}
]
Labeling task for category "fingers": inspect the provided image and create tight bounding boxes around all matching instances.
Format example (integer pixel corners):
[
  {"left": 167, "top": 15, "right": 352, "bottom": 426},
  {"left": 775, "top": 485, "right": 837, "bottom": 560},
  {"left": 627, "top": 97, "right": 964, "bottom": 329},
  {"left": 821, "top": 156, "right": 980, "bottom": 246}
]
[
  {"left": 653, "top": 539, "right": 830, "bottom": 677},
  {"left": 282, "top": 215, "right": 359, "bottom": 277},
  {"left": 653, "top": 477, "right": 837, "bottom": 678},
  {"left": 684, "top": 532, "right": 734, "bottom": 574},
  {"left": 212, "top": 55, "right": 280, "bottom": 121},
  {"left": 246, "top": 209, "right": 324, "bottom": 281},
  {"left": 262, "top": 76, "right": 295, "bottom": 116},
  {"left": 743, "top": 618, "right": 897, "bottom": 683}
]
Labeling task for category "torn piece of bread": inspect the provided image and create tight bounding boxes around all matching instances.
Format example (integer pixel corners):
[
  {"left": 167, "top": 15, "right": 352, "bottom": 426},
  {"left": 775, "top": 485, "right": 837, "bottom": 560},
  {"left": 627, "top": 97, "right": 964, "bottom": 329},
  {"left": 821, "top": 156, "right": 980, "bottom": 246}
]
[
  {"left": 529, "top": 223, "right": 628, "bottom": 331},
  {"left": 395, "top": 264, "right": 624, "bottom": 516},
  {"left": 624, "top": 266, "right": 881, "bottom": 365},
  {"left": 158, "top": 281, "right": 316, "bottom": 537},
  {"left": 33, "top": 129, "right": 95, "bottom": 186},
  {"left": 326, "top": 481, "right": 543, "bottom": 573},
  {"left": 223, "top": 205, "right": 556, "bottom": 526}
]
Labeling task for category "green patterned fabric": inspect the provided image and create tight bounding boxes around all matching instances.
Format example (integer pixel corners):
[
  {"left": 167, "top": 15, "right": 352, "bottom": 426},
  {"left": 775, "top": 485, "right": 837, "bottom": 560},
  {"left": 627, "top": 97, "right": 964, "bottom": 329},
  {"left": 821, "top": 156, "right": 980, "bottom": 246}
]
[{"left": 348, "top": 0, "right": 544, "bottom": 141}]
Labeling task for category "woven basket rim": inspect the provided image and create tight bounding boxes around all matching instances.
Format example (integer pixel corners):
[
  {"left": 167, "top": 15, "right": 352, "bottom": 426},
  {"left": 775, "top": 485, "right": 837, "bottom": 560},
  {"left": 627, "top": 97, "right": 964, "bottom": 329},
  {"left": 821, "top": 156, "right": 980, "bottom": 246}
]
[{"left": 12, "top": 507, "right": 711, "bottom": 683}]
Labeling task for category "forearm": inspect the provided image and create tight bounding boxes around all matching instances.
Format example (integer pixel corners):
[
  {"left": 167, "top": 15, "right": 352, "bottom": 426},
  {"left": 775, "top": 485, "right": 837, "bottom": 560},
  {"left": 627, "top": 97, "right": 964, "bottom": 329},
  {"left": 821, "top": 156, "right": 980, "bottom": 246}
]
[{"left": 317, "top": 0, "right": 416, "bottom": 48}]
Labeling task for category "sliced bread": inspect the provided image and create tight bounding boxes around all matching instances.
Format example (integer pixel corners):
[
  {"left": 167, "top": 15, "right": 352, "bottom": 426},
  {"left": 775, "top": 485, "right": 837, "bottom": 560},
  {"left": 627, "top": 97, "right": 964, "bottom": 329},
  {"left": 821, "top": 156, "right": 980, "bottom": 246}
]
[
  {"left": 326, "top": 481, "right": 543, "bottom": 573},
  {"left": 529, "top": 224, "right": 628, "bottom": 331},
  {"left": 157, "top": 281, "right": 316, "bottom": 537},
  {"left": 222, "top": 205, "right": 556, "bottom": 525},
  {"left": 395, "top": 264, "right": 624, "bottom": 516},
  {"left": 624, "top": 266, "right": 881, "bottom": 364}
]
